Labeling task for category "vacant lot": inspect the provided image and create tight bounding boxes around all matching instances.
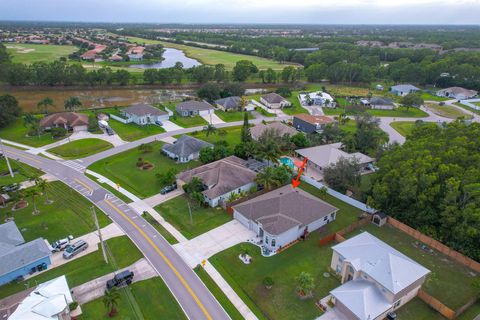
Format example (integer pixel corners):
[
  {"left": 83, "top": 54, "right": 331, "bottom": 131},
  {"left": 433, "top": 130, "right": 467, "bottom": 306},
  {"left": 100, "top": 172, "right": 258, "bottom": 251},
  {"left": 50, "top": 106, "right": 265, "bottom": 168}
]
[
  {"left": 425, "top": 102, "right": 469, "bottom": 119},
  {"left": 108, "top": 119, "right": 165, "bottom": 141},
  {"left": 6, "top": 44, "right": 77, "bottom": 64},
  {"left": 187, "top": 125, "right": 243, "bottom": 149},
  {"left": 48, "top": 138, "right": 113, "bottom": 159},
  {"left": 215, "top": 110, "right": 253, "bottom": 122},
  {"left": 0, "top": 181, "right": 110, "bottom": 242},
  {"left": 155, "top": 195, "right": 232, "bottom": 239},
  {"left": 88, "top": 141, "right": 199, "bottom": 198},
  {"left": 421, "top": 92, "right": 449, "bottom": 102},
  {"left": 0, "top": 159, "right": 42, "bottom": 186},
  {"left": 390, "top": 121, "right": 416, "bottom": 137},
  {"left": 0, "top": 118, "right": 62, "bottom": 147},
  {"left": 324, "top": 106, "right": 428, "bottom": 118},
  {"left": 170, "top": 115, "right": 208, "bottom": 128}
]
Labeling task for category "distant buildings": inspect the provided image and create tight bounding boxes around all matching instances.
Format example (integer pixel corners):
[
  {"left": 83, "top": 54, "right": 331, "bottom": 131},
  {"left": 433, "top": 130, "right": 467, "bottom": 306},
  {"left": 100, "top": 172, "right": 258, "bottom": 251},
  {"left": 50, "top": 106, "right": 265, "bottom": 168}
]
[
  {"left": 390, "top": 84, "right": 420, "bottom": 96},
  {"left": 127, "top": 46, "right": 145, "bottom": 61},
  {"left": 260, "top": 93, "right": 291, "bottom": 109},
  {"left": 162, "top": 135, "right": 213, "bottom": 163},
  {"left": 39, "top": 112, "right": 89, "bottom": 132},
  {"left": 293, "top": 114, "right": 334, "bottom": 133},
  {"left": 361, "top": 97, "right": 396, "bottom": 110},
  {"left": 436, "top": 87, "right": 478, "bottom": 100},
  {"left": 121, "top": 104, "right": 169, "bottom": 125},
  {"left": 298, "top": 91, "right": 336, "bottom": 108}
]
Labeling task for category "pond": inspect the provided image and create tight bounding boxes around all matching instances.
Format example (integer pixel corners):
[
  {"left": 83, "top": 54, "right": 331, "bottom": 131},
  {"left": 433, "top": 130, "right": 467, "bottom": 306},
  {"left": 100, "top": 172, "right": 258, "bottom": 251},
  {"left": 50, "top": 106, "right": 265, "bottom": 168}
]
[{"left": 129, "top": 48, "right": 201, "bottom": 69}]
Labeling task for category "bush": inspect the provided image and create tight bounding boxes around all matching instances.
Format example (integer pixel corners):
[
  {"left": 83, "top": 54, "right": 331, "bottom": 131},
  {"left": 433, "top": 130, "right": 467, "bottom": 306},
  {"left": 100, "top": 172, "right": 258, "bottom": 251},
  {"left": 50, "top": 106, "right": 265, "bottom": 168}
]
[
  {"left": 50, "top": 127, "right": 67, "bottom": 138},
  {"left": 69, "top": 301, "right": 78, "bottom": 311},
  {"left": 263, "top": 277, "right": 274, "bottom": 289},
  {"left": 275, "top": 87, "right": 292, "bottom": 97}
]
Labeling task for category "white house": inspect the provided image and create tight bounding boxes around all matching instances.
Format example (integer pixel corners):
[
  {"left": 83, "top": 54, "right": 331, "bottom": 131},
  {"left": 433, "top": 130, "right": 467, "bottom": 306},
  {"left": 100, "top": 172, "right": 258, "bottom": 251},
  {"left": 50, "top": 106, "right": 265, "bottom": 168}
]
[
  {"left": 233, "top": 185, "right": 338, "bottom": 253},
  {"left": 260, "top": 93, "right": 291, "bottom": 109},
  {"left": 177, "top": 156, "right": 257, "bottom": 207},
  {"left": 390, "top": 84, "right": 420, "bottom": 96},
  {"left": 121, "top": 104, "right": 169, "bottom": 125},
  {"left": 298, "top": 91, "right": 336, "bottom": 108},
  {"left": 329, "top": 232, "right": 430, "bottom": 320},
  {"left": 436, "top": 87, "right": 478, "bottom": 100},
  {"left": 176, "top": 100, "right": 214, "bottom": 117},
  {"left": 161, "top": 135, "right": 213, "bottom": 163}
]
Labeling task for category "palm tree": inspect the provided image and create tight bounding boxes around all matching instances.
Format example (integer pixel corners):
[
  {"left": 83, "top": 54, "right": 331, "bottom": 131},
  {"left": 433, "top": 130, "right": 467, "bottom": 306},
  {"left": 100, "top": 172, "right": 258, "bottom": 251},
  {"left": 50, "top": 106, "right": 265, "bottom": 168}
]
[
  {"left": 24, "top": 187, "right": 40, "bottom": 215},
  {"left": 296, "top": 272, "right": 315, "bottom": 297},
  {"left": 203, "top": 124, "right": 217, "bottom": 137},
  {"left": 37, "top": 97, "right": 54, "bottom": 114},
  {"left": 103, "top": 288, "right": 120, "bottom": 317},
  {"left": 35, "top": 178, "right": 52, "bottom": 204},
  {"left": 64, "top": 97, "right": 82, "bottom": 112},
  {"left": 255, "top": 167, "right": 279, "bottom": 190}
]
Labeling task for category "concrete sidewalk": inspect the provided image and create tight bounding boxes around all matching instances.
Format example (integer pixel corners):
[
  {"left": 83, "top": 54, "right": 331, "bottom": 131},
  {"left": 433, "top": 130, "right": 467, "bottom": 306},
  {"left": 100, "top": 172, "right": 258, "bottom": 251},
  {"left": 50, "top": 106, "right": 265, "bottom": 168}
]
[{"left": 143, "top": 188, "right": 184, "bottom": 207}]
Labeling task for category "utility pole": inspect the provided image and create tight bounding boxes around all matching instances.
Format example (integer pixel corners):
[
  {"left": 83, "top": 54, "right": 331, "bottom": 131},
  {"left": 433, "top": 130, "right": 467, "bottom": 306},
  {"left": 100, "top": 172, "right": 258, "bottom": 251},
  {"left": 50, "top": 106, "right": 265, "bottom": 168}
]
[
  {"left": 91, "top": 206, "right": 108, "bottom": 264},
  {"left": 0, "top": 139, "right": 14, "bottom": 178}
]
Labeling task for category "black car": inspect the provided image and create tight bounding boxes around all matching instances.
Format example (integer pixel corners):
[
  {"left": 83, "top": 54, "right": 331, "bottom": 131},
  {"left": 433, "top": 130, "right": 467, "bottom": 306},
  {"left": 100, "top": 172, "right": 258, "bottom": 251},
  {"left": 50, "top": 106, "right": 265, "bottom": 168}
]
[
  {"left": 2, "top": 183, "right": 19, "bottom": 193},
  {"left": 105, "top": 127, "right": 115, "bottom": 136},
  {"left": 106, "top": 270, "right": 134, "bottom": 290},
  {"left": 160, "top": 183, "right": 177, "bottom": 195}
]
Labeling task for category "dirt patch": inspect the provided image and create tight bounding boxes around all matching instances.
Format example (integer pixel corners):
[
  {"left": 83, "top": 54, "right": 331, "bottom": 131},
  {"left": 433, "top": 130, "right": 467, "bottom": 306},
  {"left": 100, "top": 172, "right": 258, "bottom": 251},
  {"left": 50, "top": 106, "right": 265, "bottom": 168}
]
[{"left": 12, "top": 200, "right": 28, "bottom": 211}]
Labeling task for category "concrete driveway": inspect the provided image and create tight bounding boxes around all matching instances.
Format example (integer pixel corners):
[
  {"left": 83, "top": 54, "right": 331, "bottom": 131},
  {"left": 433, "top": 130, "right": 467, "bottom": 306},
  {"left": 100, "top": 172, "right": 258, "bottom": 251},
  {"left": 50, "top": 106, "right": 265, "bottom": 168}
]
[
  {"left": 162, "top": 120, "right": 184, "bottom": 132},
  {"left": 173, "top": 220, "right": 255, "bottom": 268},
  {"left": 143, "top": 188, "right": 184, "bottom": 207},
  {"left": 201, "top": 112, "right": 225, "bottom": 124}
]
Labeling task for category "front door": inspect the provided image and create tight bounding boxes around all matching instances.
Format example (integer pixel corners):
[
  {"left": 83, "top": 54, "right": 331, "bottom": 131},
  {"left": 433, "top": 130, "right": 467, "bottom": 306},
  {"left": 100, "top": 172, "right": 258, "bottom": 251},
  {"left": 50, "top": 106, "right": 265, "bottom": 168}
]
[{"left": 259, "top": 227, "right": 264, "bottom": 238}]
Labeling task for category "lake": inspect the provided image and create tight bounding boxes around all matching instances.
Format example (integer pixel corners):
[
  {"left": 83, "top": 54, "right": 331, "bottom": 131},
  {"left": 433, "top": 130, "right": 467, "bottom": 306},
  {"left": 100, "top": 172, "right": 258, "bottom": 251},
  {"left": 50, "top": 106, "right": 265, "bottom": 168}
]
[{"left": 129, "top": 48, "right": 201, "bottom": 69}]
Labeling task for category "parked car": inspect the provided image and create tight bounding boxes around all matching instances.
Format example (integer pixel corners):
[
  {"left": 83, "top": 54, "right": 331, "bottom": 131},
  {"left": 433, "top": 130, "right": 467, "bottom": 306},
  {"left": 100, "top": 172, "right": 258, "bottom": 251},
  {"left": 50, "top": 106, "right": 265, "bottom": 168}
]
[
  {"left": 160, "top": 183, "right": 177, "bottom": 195},
  {"left": 155, "top": 120, "right": 163, "bottom": 126},
  {"left": 106, "top": 270, "right": 134, "bottom": 290},
  {"left": 50, "top": 235, "right": 74, "bottom": 252},
  {"left": 2, "top": 183, "right": 19, "bottom": 193},
  {"left": 105, "top": 127, "right": 115, "bottom": 136},
  {"left": 386, "top": 312, "right": 397, "bottom": 320},
  {"left": 63, "top": 240, "right": 88, "bottom": 259}
]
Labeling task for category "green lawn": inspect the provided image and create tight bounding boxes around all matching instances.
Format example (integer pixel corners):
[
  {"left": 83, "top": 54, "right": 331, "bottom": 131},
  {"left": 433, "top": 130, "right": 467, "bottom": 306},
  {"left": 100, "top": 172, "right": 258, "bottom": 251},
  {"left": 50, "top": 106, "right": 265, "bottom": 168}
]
[
  {"left": 0, "top": 118, "right": 62, "bottom": 147},
  {"left": 143, "top": 212, "right": 179, "bottom": 245},
  {"left": 323, "top": 106, "right": 428, "bottom": 118},
  {"left": 195, "top": 266, "right": 244, "bottom": 320},
  {"left": 154, "top": 195, "right": 232, "bottom": 239},
  {"left": 0, "top": 236, "right": 142, "bottom": 299},
  {"left": 284, "top": 92, "right": 309, "bottom": 115},
  {"left": 48, "top": 138, "right": 113, "bottom": 159},
  {"left": 6, "top": 43, "right": 77, "bottom": 64},
  {"left": 88, "top": 141, "right": 199, "bottom": 198},
  {"left": 0, "top": 159, "right": 42, "bottom": 186},
  {"left": 390, "top": 121, "right": 416, "bottom": 137},
  {"left": 421, "top": 92, "right": 449, "bottom": 102},
  {"left": 209, "top": 184, "right": 363, "bottom": 320},
  {"left": 108, "top": 119, "right": 165, "bottom": 142},
  {"left": 170, "top": 115, "right": 208, "bottom": 128},
  {"left": 424, "top": 102, "right": 470, "bottom": 119},
  {"left": 123, "top": 35, "right": 298, "bottom": 70},
  {"left": 347, "top": 224, "right": 479, "bottom": 310},
  {"left": 215, "top": 110, "right": 253, "bottom": 122},
  {"left": 187, "top": 126, "right": 242, "bottom": 149},
  {"left": 80, "top": 277, "right": 187, "bottom": 320},
  {"left": 454, "top": 102, "right": 480, "bottom": 115},
  {"left": 0, "top": 181, "right": 110, "bottom": 242},
  {"left": 256, "top": 107, "right": 276, "bottom": 118},
  {"left": 338, "top": 120, "right": 357, "bottom": 134}
]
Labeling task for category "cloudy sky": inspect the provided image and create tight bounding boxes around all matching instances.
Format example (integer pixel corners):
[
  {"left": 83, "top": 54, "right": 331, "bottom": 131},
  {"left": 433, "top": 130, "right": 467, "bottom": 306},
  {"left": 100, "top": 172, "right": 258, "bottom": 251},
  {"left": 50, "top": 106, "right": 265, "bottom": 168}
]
[{"left": 1, "top": 0, "right": 479, "bottom": 24}]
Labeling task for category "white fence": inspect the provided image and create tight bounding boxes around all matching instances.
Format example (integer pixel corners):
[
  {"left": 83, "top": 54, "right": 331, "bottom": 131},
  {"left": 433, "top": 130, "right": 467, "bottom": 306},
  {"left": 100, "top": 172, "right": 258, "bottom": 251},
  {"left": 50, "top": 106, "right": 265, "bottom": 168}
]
[
  {"left": 301, "top": 176, "right": 376, "bottom": 213},
  {"left": 164, "top": 107, "right": 174, "bottom": 116},
  {"left": 109, "top": 114, "right": 129, "bottom": 124}
]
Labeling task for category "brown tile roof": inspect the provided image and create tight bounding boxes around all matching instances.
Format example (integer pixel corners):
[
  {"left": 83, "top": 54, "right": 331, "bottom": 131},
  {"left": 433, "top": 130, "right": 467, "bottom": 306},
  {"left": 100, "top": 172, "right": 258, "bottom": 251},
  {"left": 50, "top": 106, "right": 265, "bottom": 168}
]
[
  {"left": 39, "top": 112, "right": 88, "bottom": 128},
  {"left": 250, "top": 122, "right": 298, "bottom": 140},
  {"left": 177, "top": 156, "right": 257, "bottom": 199},
  {"left": 294, "top": 114, "right": 334, "bottom": 125},
  {"left": 233, "top": 185, "right": 338, "bottom": 235}
]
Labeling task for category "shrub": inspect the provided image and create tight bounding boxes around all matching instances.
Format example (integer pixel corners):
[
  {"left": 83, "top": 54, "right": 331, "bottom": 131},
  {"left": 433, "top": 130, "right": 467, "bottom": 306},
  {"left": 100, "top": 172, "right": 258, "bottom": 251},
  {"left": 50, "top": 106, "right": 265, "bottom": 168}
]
[
  {"left": 69, "top": 301, "right": 78, "bottom": 311},
  {"left": 263, "top": 277, "right": 274, "bottom": 289},
  {"left": 50, "top": 127, "right": 67, "bottom": 138}
]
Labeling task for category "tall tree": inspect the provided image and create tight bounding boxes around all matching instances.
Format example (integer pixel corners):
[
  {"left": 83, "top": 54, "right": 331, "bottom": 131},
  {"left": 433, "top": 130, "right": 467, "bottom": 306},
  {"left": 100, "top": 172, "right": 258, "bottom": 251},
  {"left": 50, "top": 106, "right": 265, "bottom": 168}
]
[
  {"left": 103, "top": 288, "right": 120, "bottom": 317},
  {"left": 37, "top": 97, "right": 54, "bottom": 114},
  {"left": 64, "top": 96, "right": 82, "bottom": 112},
  {"left": 0, "top": 94, "right": 21, "bottom": 129},
  {"left": 241, "top": 112, "right": 251, "bottom": 143},
  {"left": 232, "top": 60, "right": 258, "bottom": 82},
  {"left": 24, "top": 187, "right": 40, "bottom": 214}
]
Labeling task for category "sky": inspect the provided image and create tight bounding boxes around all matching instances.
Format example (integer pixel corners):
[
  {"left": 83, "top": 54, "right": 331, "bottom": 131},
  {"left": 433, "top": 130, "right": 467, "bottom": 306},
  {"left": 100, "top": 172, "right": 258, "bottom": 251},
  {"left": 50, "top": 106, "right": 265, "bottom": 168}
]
[{"left": 0, "top": 0, "right": 480, "bottom": 24}]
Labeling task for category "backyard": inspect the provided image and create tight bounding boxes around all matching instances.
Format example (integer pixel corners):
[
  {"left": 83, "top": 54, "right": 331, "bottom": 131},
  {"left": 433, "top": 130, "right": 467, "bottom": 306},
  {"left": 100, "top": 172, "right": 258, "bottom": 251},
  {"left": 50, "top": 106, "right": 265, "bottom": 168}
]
[
  {"left": 6, "top": 43, "right": 77, "bottom": 64},
  {"left": 208, "top": 183, "right": 363, "bottom": 320},
  {"left": 154, "top": 195, "right": 232, "bottom": 239},
  {"left": 0, "top": 118, "right": 64, "bottom": 147},
  {"left": 0, "top": 181, "right": 110, "bottom": 242},
  {"left": 48, "top": 138, "right": 113, "bottom": 159},
  {"left": 88, "top": 141, "right": 199, "bottom": 198}
]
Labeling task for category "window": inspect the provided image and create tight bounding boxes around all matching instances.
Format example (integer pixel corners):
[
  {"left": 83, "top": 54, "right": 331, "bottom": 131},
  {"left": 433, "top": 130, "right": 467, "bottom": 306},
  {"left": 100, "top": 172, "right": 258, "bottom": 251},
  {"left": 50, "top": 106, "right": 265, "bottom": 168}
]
[
  {"left": 323, "top": 216, "right": 328, "bottom": 221},
  {"left": 394, "top": 300, "right": 401, "bottom": 308},
  {"left": 271, "top": 239, "right": 276, "bottom": 247},
  {"left": 265, "top": 236, "right": 269, "bottom": 244}
]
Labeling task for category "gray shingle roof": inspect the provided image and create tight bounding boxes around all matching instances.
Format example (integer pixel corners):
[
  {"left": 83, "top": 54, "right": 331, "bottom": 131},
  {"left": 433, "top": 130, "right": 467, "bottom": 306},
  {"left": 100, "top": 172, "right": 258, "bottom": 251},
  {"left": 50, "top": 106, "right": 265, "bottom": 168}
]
[
  {"left": 234, "top": 185, "right": 338, "bottom": 235},
  {"left": 0, "top": 221, "right": 25, "bottom": 255},
  {"left": 177, "top": 156, "right": 257, "bottom": 199},
  {"left": 162, "top": 135, "right": 213, "bottom": 158},
  {"left": 261, "top": 92, "right": 287, "bottom": 104},
  {"left": 123, "top": 104, "right": 167, "bottom": 117},
  {"left": 250, "top": 122, "right": 298, "bottom": 140},
  {"left": 0, "top": 238, "right": 51, "bottom": 277},
  {"left": 176, "top": 100, "right": 214, "bottom": 112},
  {"left": 215, "top": 96, "right": 241, "bottom": 110},
  {"left": 369, "top": 97, "right": 394, "bottom": 106},
  {"left": 390, "top": 84, "right": 420, "bottom": 92}
]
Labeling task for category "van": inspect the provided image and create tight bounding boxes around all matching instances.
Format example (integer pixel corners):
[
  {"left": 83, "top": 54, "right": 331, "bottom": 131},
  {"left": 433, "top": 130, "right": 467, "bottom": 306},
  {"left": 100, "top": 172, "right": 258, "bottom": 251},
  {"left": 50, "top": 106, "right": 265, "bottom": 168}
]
[
  {"left": 63, "top": 240, "right": 88, "bottom": 259},
  {"left": 106, "top": 270, "right": 134, "bottom": 290}
]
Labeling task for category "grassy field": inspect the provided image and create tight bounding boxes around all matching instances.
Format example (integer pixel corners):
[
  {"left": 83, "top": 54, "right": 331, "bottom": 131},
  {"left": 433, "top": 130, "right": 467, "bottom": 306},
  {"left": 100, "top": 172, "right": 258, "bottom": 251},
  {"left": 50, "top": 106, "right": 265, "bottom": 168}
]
[
  {"left": 209, "top": 184, "right": 363, "bottom": 320},
  {"left": 0, "top": 159, "right": 42, "bottom": 185},
  {"left": 421, "top": 92, "right": 449, "bottom": 102},
  {"left": 0, "top": 236, "right": 141, "bottom": 299},
  {"left": 323, "top": 106, "right": 428, "bottom": 118},
  {"left": 6, "top": 43, "right": 77, "bottom": 64},
  {"left": 0, "top": 118, "right": 63, "bottom": 147},
  {"left": 124, "top": 36, "right": 298, "bottom": 70},
  {"left": 107, "top": 119, "right": 165, "bottom": 141},
  {"left": 80, "top": 277, "right": 187, "bottom": 320},
  {"left": 424, "top": 102, "right": 470, "bottom": 119},
  {"left": 187, "top": 126, "right": 243, "bottom": 149},
  {"left": 0, "top": 181, "right": 110, "bottom": 242},
  {"left": 88, "top": 141, "right": 199, "bottom": 198},
  {"left": 215, "top": 110, "right": 253, "bottom": 122},
  {"left": 48, "top": 138, "right": 113, "bottom": 159},
  {"left": 170, "top": 115, "right": 208, "bottom": 128},
  {"left": 390, "top": 121, "right": 416, "bottom": 137},
  {"left": 347, "top": 224, "right": 479, "bottom": 310},
  {"left": 154, "top": 195, "right": 232, "bottom": 239}
]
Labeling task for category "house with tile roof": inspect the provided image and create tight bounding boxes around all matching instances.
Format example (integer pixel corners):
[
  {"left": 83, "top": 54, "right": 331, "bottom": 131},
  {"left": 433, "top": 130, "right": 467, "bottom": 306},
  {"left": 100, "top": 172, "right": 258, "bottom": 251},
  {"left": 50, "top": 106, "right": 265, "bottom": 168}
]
[
  {"left": 328, "top": 232, "right": 430, "bottom": 320},
  {"left": 436, "top": 87, "right": 478, "bottom": 100},
  {"left": 162, "top": 135, "right": 213, "bottom": 163},
  {"left": 177, "top": 156, "right": 257, "bottom": 207},
  {"left": 260, "top": 93, "right": 291, "bottom": 109},
  {"left": 233, "top": 185, "right": 338, "bottom": 253},
  {"left": 39, "top": 112, "right": 88, "bottom": 132}
]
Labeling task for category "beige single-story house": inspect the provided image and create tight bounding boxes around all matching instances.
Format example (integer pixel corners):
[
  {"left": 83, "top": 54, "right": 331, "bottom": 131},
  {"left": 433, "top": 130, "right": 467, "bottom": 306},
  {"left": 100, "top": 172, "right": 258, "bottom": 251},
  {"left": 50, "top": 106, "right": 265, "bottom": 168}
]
[
  {"left": 260, "top": 93, "right": 291, "bottom": 109},
  {"left": 250, "top": 122, "right": 298, "bottom": 141},
  {"left": 215, "top": 96, "right": 241, "bottom": 111},
  {"left": 122, "top": 104, "right": 169, "bottom": 125},
  {"left": 39, "top": 112, "right": 88, "bottom": 132},
  {"left": 436, "top": 87, "right": 478, "bottom": 100},
  {"left": 176, "top": 100, "right": 214, "bottom": 117}
]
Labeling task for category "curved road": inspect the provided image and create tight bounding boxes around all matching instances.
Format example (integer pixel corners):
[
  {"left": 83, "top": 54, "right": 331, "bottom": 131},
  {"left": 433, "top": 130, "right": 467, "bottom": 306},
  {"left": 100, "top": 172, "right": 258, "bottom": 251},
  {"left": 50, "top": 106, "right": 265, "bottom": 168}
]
[{"left": 3, "top": 146, "right": 229, "bottom": 320}]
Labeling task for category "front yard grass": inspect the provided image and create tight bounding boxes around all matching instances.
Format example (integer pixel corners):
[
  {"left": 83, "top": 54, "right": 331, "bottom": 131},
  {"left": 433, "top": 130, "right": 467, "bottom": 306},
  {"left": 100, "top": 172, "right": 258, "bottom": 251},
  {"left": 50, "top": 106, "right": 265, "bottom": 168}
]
[
  {"left": 346, "top": 224, "right": 479, "bottom": 310},
  {"left": 390, "top": 121, "right": 416, "bottom": 137},
  {"left": 284, "top": 92, "right": 309, "bottom": 115},
  {"left": 187, "top": 126, "right": 242, "bottom": 149},
  {"left": 80, "top": 277, "right": 187, "bottom": 320},
  {"left": 0, "top": 181, "right": 110, "bottom": 242},
  {"left": 323, "top": 106, "right": 428, "bottom": 118},
  {"left": 256, "top": 107, "right": 276, "bottom": 117},
  {"left": 154, "top": 195, "right": 232, "bottom": 239},
  {"left": 108, "top": 119, "right": 165, "bottom": 141},
  {"left": 88, "top": 141, "right": 199, "bottom": 198},
  {"left": 170, "top": 115, "right": 208, "bottom": 128},
  {"left": 209, "top": 184, "right": 363, "bottom": 320},
  {"left": 0, "top": 159, "right": 42, "bottom": 185},
  {"left": 0, "top": 236, "right": 141, "bottom": 299},
  {"left": 143, "top": 212, "right": 179, "bottom": 245},
  {"left": 215, "top": 110, "right": 253, "bottom": 122},
  {"left": 0, "top": 118, "right": 61, "bottom": 147},
  {"left": 48, "top": 138, "right": 113, "bottom": 159},
  {"left": 424, "top": 102, "right": 470, "bottom": 119},
  {"left": 421, "top": 92, "right": 449, "bottom": 102}
]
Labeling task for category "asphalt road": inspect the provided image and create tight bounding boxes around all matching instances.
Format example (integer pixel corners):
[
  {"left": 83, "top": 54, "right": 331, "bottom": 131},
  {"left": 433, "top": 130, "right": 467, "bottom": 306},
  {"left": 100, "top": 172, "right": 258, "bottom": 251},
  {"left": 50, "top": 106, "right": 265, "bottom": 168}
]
[{"left": 3, "top": 146, "right": 230, "bottom": 320}]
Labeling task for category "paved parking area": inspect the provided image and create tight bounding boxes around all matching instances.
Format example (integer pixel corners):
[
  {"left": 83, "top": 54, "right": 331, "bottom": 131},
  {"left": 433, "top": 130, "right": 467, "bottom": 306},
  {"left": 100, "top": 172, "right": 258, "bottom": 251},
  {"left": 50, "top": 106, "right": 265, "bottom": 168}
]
[{"left": 173, "top": 220, "right": 255, "bottom": 268}]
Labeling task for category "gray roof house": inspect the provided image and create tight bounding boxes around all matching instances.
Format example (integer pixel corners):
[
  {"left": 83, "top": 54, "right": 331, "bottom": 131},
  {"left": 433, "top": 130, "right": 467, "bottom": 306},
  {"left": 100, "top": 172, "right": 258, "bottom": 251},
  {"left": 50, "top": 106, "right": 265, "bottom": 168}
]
[
  {"left": 390, "top": 84, "right": 420, "bottom": 96},
  {"left": 215, "top": 96, "right": 241, "bottom": 111},
  {"left": 233, "top": 185, "right": 338, "bottom": 254},
  {"left": 260, "top": 93, "right": 291, "bottom": 109},
  {"left": 250, "top": 122, "right": 298, "bottom": 140},
  {"left": 436, "top": 87, "right": 478, "bottom": 100},
  {"left": 369, "top": 97, "right": 395, "bottom": 110},
  {"left": 121, "top": 104, "right": 169, "bottom": 126},
  {"left": 329, "top": 232, "right": 430, "bottom": 320},
  {"left": 176, "top": 100, "right": 214, "bottom": 117},
  {"left": 0, "top": 221, "right": 52, "bottom": 285},
  {"left": 177, "top": 156, "right": 257, "bottom": 207},
  {"left": 161, "top": 135, "right": 213, "bottom": 163}
]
